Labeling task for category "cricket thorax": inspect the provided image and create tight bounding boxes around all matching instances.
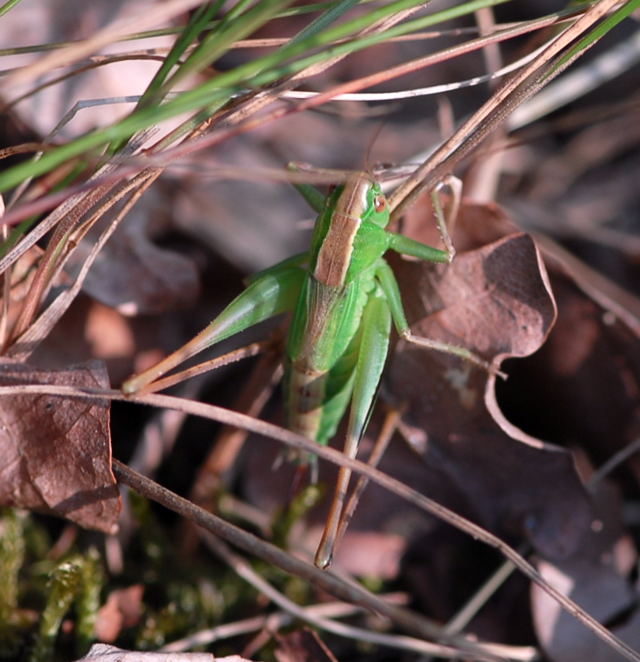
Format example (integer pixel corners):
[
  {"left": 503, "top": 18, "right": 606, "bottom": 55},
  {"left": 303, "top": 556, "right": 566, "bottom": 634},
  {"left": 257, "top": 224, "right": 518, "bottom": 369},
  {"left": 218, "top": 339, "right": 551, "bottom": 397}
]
[{"left": 313, "top": 174, "right": 372, "bottom": 288}]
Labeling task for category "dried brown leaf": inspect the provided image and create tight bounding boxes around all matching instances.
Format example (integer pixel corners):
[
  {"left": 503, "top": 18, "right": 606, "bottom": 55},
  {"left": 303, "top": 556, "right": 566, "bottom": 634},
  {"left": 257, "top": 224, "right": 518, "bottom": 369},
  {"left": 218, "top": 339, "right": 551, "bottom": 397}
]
[
  {"left": 79, "top": 201, "right": 200, "bottom": 316},
  {"left": 72, "top": 643, "right": 222, "bottom": 661},
  {"left": 95, "top": 585, "right": 145, "bottom": 643},
  {"left": 386, "top": 199, "right": 592, "bottom": 559},
  {"left": 275, "top": 628, "right": 338, "bottom": 662},
  {"left": 532, "top": 482, "right": 640, "bottom": 662},
  {"left": 0, "top": 360, "right": 120, "bottom": 533},
  {"left": 504, "top": 274, "right": 640, "bottom": 476}
]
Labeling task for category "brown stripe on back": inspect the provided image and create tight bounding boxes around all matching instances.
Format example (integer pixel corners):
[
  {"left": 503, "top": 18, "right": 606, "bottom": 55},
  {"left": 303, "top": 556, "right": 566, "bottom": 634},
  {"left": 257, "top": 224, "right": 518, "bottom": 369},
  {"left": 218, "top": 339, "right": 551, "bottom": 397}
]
[{"left": 314, "top": 174, "right": 369, "bottom": 287}]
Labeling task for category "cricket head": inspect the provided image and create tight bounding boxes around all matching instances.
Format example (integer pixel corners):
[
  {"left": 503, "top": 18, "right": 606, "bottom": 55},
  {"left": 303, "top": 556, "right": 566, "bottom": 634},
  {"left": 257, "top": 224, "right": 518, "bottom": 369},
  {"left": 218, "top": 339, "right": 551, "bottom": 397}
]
[
  {"left": 313, "top": 173, "right": 393, "bottom": 288},
  {"left": 330, "top": 172, "right": 389, "bottom": 229},
  {"left": 360, "top": 178, "right": 390, "bottom": 229}
]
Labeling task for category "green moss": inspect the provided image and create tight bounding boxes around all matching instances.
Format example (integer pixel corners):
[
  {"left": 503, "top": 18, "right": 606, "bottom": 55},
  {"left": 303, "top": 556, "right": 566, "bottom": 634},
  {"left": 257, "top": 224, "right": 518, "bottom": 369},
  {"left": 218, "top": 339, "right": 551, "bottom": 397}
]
[
  {"left": 30, "top": 558, "right": 82, "bottom": 662},
  {"left": 75, "top": 549, "right": 104, "bottom": 656},
  {"left": 0, "top": 509, "right": 27, "bottom": 657}
]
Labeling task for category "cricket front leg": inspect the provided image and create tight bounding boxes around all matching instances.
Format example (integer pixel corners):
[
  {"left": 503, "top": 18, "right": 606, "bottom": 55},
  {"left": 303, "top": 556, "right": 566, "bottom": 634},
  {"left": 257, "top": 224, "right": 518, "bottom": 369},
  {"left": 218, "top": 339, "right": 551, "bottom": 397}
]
[
  {"left": 122, "top": 263, "right": 305, "bottom": 394},
  {"left": 431, "top": 174, "right": 461, "bottom": 261},
  {"left": 387, "top": 174, "right": 461, "bottom": 265}
]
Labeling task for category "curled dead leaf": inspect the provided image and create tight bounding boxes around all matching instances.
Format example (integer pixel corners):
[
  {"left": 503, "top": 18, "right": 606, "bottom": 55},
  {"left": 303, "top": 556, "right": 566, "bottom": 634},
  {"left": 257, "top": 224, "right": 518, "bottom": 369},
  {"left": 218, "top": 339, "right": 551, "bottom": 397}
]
[
  {"left": 502, "top": 274, "right": 640, "bottom": 482},
  {"left": 71, "top": 644, "right": 221, "bottom": 661},
  {"left": 0, "top": 360, "right": 120, "bottom": 533},
  {"left": 95, "top": 585, "right": 145, "bottom": 643},
  {"left": 275, "top": 628, "right": 338, "bottom": 662},
  {"left": 386, "top": 199, "right": 592, "bottom": 559},
  {"left": 532, "top": 482, "right": 640, "bottom": 662},
  {"left": 76, "top": 199, "right": 200, "bottom": 316}
]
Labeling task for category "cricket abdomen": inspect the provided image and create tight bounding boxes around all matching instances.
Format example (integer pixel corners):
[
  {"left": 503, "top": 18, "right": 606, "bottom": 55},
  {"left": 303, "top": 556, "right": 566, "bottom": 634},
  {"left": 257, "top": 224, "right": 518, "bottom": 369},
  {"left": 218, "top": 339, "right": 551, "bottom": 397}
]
[{"left": 286, "top": 365, "right": 328, "bottom": 442}]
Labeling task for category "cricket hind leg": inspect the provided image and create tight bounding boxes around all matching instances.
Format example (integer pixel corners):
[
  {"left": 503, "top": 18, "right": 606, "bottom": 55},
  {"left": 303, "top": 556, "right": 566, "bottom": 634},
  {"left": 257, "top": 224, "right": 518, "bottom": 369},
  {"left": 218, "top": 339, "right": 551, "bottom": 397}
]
[
  {"left": 314, "top": 290, "right": 391, "bottom": 569},
  {"left": 400, "top": 330, "right": 507, "bottom": 379},
  {"left": 329, "top": 405, "right": 402, "bottom": 560},
  {"left": 375, "top": 259, "right": 506, "bottom": 379},
  {"left": 276, "top": 355, "right": 359, "bottom": 546},
  {"left": 122, "top": 261, "right": 306, "bottom": 394},
  {"left": 406, "top": 176, "right": 506, "bottom": 376}
]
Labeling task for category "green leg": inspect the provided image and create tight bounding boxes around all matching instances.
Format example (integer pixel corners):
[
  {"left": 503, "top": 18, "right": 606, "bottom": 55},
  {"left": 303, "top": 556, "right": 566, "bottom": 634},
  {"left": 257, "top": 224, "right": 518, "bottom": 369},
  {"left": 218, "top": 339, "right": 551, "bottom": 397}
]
[
  {"left": 314, "top": 287, "right": 391, "bottom": 568},
  {"left": 374, "top": 259, "right": 504, "bottom": 377},
  {"left": 122, "top": 262, "right": 305, "bottom": 393},
  {"left": 287, "top": 162, "right": 328, "bottom": 213},
  {"left": 387, "top": 231, "right": 449, "bottom": 264},
  {"left": 244, "top": 251, "right": 307, "bottom": 284},
  {"left": 386, "top": 175, "right": 461, "bottom": 264},
  {"left": 430, "top": 174, "right": 461, "bottom": 261}
]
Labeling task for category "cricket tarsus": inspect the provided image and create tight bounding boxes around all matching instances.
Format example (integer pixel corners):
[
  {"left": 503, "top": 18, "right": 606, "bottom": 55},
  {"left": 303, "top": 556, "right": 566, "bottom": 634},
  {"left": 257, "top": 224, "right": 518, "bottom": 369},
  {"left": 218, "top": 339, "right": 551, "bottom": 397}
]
[{"left": 122, "top": 168, "right": 503, "bottom": 568}]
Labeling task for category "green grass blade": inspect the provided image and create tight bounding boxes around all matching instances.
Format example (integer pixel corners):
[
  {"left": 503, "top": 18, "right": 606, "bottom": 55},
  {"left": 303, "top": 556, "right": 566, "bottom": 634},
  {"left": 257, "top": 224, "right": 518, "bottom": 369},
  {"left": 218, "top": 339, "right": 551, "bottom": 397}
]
[
  {"left": 137, "top": 0, "right": 226, "bottom": 107},
  {"left": 0, "top": 0, "right": 421, "bottom": 192},
  {"left": 0, "top": 0, "right": 603, "bottom": 195},
  {"left": 549, "top": 0, "right": 640, "bottom": 75},
  {"left": 0, "top": 0, "right": 22, "bottom": 18},
  {"left": 166, "top": 0, "right": 296, "bottom": 89},
  {"left": 288, "top": 0, "right": 361, "bottom": 46}
]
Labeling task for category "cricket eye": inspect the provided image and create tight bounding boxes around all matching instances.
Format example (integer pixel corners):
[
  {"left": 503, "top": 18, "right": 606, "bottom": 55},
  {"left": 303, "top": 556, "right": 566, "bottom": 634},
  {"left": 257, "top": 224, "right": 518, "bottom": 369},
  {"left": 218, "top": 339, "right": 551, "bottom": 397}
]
[{"left": 374, "top": 195, "right": 386, "bottom": 212}]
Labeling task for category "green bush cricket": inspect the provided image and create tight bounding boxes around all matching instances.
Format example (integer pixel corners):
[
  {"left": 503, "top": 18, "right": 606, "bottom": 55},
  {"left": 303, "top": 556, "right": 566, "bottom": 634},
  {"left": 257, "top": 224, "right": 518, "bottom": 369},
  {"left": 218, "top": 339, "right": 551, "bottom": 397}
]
[{"left": 122, "top": 169, "right": 499, "bottom": 568}]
